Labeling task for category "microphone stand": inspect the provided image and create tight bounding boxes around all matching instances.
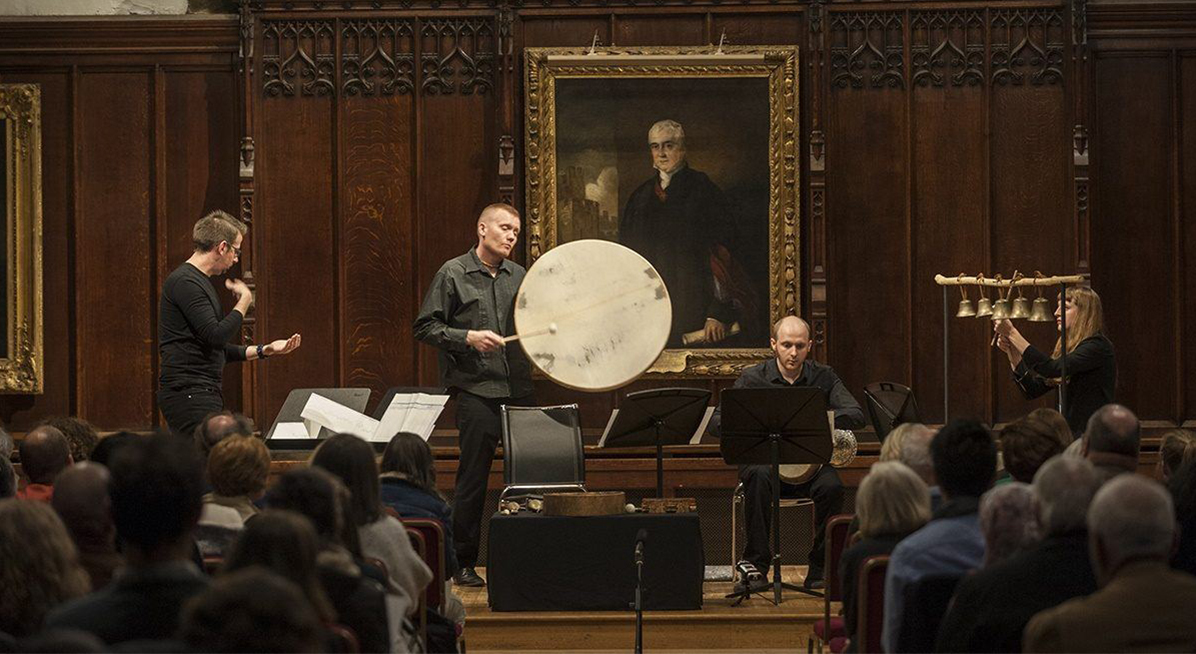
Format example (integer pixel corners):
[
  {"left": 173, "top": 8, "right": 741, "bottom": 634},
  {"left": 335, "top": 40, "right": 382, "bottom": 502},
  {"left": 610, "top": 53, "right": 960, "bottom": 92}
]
[{"left": 634, "top": 533, "right": 645, "bottom": 654}]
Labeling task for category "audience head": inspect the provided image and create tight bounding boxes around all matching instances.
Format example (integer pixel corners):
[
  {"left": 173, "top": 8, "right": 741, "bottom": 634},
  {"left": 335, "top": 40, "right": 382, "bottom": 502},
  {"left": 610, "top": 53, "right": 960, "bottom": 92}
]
[
  {"left": 855, "top": 461, "right": 931, "bottom": 539},
  {"left": 877, "top": 422, "right": 913, "bottom": 463},
  {"left": 88, "top": 431, "right": 141, "bottom": 469},
  {"left": 311, "top": 433, "right": 382, "bottom": 527},
  {"left": 1000, "top": 416, "right": 1068, "bottom": 483},
  {"left": 1033, "top": 455, "right": 1101, "bottom": 536},
  {"left": 223, "top": 510, "right": 335, "bottom": 622},
  {"left": 38, "top": 417, "right": 99, "bottom": 464},
  {"left": 896, "top": 423, "right": 936, "bottom": 486},
  {"left": 0, "top": 499, "right": 91, "bottom": 637},
  {"left": 1027, "top": 407, "right": 1073, "bottom": 445},
  {"left": 980, "top": 482, "right": 1041, "bottom": 566},
  {"left": 1082, "top": 404, "right": 1140, "bottom": 474},
  {"left": 1158, "top": 429, "right": 1196, "bottom": 481},
  {"left": 50, "top": 463, "right": 114, "bottom": 551},
  {"left": 207, "top": 435, "right": 270, "bottom": 499},
  {"left": 1088, "top": 474, "right": 1175, "bottom": 585},
  {"left": 181, "top": 567, "right": 322, "bottom": 653},
  {"left": 931, "top": 419, "right": 997, "bottom": 499},
  {"left": 194, "top": 411, "right": 254, "bottom": 459},
  {"left": 109, "top": 433, "right": 204, "bottom": 559},
  {"left": 380, "top": 431, "right": 441, "bottom": 496},
  {"left": 18, "top": 425, "right": 72, "bottom": 485},
  {"left": 0, "top": 455, "right": 15, "bottom": 499},
  {"left": 266, "top": 467, "right": 343, "bottom": 544}
]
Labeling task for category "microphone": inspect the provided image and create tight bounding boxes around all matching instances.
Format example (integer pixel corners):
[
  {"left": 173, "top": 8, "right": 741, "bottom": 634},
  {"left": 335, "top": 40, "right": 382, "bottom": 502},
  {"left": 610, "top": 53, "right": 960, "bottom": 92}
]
[{"left": 634, "top": 528, "right": 647, "bottom": 563}]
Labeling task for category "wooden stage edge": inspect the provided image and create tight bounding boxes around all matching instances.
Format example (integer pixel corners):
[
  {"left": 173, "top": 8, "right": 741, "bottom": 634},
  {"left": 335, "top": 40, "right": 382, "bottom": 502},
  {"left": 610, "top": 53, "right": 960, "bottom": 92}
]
[{"left": 460, "top": 566, "right": 828, "bottom": 652}]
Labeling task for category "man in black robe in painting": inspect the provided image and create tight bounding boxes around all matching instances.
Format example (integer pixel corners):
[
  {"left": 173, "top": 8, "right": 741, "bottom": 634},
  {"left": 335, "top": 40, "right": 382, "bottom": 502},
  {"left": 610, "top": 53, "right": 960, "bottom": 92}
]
[{"left": 619, "top": 119, "right": 759, "bottom": 348}]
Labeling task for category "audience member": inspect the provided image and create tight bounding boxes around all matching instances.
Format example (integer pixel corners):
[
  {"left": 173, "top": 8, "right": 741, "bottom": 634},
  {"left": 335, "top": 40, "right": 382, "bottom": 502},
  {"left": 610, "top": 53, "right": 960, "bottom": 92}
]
[
  {"left": 312, "top": 433, "right": 432, "bottom": 621},
  {"left": 1081, "top": 403, "right": 1140, "bottom": 484},
  {"left": 266, "top": 468, "right": 391, "bottom": 653},
  {"left": 181, "top": 567, "right": 323, "bottom": 653},
  {"left": 839, "top": 462, "right": 929, "bottom": 651},
  {"left": 978, "top": 482, "right": 1040, "bottom": 566},
  {"left": 16, "top": 425, "right": 72, "bottom": 501},
  {"left": 193, "top": 411, "right": 253, "bottom": 460},
  {"left": 1000, "top": 417, "right": 1068, "bottom": 483},
  {"left": 882, "top": 419, "right": 995, "bottom": 652},
  {"left": 0, "top": 455, "right": 15, "bottom": 499},
  {"left": 223, "top": 510, "right": 336, "bottom": 623},
  {"left": 50, "top": 463, "right": 123, "bottom": 590},
  {"left": 196, "top": 435, "right": 269, "bottom": 557},
  {"left": 1168, "top": 458, "right": 1196, "bottom": 576},
  {"left": 1158, "top": 428, "right": 1196, "bottom": 482},
  {"left": 46, "top": 433, "right": 209, "bottom": 645},
  {"left": 87, "top": 431, "right": 140, "bottom": 468},
  {"left": 1024, "top": 474, "right": 1196, "bottom": 652},
  {"left": 380, "top": 431, "right": 459, "bottom": 577},
  {"left": 1027, "top": 407, "right": 1073, "bottom": 446},
  {"left": 878, "top": 422, "right": 919, "bottom": 463},
  {"left": 936, "top": 456, "right": 1100, "bottom": 652},
  {"left": 39, "top": 417, "right": 100, "bottom": 464},
  {"left": 0, "top": 500, "right": 91, "bottom": 637}
]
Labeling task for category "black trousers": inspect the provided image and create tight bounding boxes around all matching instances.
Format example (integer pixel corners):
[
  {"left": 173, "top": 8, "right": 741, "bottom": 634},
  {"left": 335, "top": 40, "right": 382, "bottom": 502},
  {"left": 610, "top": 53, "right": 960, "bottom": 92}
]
[
  {"left": 739, "top": 464, "right": 844, "bottom": 575},
  {"left": 452, "top": 390, "right": 533, "bottom": 568},
  {"left": 158, "top": 386, "right": 224, "bottom": 437}
]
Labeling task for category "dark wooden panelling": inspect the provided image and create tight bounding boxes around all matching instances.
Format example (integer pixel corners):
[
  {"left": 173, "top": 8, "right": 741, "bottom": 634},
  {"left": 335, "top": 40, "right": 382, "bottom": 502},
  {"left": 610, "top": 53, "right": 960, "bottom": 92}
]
[
  {"left": 1183, "top": 54, "right": 1196, "bottom": 421},
  {"left": 614, "top": 15, "right": 707, "bottom": 46},
  {"left": 342, "top": 94, "right": 418, "bottom": 414},
  {"left": 76, "top": 72, "right": 155, "bottom": 427},
  {"left": 989, "top": 82, "right": 1071, "bottom": 422},
  {"left": 518, "top": 16, "right": 610, "bottom": 47},
  {"left": 1091, "top": 55, "right": 1176, "bottom": 419},
  {"left": 710, "top": 13, "right": 802, "bottom": 45}
]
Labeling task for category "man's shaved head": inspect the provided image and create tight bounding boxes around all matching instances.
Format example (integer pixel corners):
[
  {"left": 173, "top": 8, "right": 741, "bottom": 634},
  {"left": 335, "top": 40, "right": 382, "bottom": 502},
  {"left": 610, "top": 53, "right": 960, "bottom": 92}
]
[
  {"left": 478, "top": 203, "right": 520, "bottom": 226},
  {"left": 51, "top": 462, "right": 114, "bottom": 548},
  {"left": 772, "top": 315, "right": 811, "bottom": 340},
  {"left": 19, "top": 425, "right": 72, "bottom": 485}
]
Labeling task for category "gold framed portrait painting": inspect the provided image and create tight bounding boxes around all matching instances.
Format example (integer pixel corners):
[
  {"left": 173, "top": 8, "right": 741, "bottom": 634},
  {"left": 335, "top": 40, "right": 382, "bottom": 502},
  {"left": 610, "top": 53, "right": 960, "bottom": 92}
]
[
  {"left": 524, "top": 46, "right": 799, "bottom": 377},
  {"left": 0, "top": 84, "right": 44, "bottom": 394}
]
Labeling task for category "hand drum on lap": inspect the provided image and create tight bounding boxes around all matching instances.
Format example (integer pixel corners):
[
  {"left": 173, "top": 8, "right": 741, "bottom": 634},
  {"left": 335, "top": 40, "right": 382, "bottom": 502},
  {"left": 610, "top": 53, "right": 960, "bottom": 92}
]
[{"left": 515, "top": 239, "right": 671, "bottom": 391}]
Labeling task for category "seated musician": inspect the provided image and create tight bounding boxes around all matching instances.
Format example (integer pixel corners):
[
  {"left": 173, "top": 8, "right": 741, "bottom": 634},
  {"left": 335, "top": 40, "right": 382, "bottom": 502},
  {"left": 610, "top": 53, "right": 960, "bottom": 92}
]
[{"left": 710, "top": 315, "right": 865, "bottom": 591}]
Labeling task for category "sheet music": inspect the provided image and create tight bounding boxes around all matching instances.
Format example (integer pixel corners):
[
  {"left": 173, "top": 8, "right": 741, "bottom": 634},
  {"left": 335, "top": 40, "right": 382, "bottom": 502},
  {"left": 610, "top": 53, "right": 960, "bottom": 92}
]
[
  {"left": 690, "top": 407, "right": 716, "bottom": 445},
  {"left": 271, "top": 422, "right": 314, "bottom": 439},
  {"left": 597, "top": 409, "right": 621, "bottom": 447},
  {"left": 300, "top": 393, "right": 379, "bottom": 440},
  {"left": 374, "top": 393, "right": 449, "bottom": 442}
]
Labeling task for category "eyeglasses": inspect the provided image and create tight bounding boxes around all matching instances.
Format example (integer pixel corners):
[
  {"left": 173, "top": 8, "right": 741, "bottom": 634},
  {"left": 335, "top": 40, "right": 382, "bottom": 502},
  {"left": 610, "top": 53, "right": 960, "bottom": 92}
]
[{"left": 224, "top": 241, "right": 241, "bottom": 259}]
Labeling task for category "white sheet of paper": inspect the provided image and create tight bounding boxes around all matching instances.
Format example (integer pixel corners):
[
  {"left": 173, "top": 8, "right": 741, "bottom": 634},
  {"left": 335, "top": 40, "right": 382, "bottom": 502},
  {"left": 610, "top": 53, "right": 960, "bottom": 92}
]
[
  {"left": 271, "top": 422, "right": 314, "bottom": 439},
  {"left": 690, "top": 407, "right": 716, "bottom": 445},
  {"left": 597, "top": 409, "right": 621, "bottom": 448},
  {"left": 373, "top": 393, "right": 449, "bottom": 442},
  {"left": 300, "top": 392, "right": 379, "bottom": 440}
]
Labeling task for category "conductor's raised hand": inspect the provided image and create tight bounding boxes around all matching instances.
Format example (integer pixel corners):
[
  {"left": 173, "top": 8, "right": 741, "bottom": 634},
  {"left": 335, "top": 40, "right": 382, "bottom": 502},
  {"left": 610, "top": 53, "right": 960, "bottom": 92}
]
[
  {"left": 467, "top": 329, "right": 505, "bottom": 352},
  {"left": 266, "top": 333, "right": 302, "bottom": 357}
]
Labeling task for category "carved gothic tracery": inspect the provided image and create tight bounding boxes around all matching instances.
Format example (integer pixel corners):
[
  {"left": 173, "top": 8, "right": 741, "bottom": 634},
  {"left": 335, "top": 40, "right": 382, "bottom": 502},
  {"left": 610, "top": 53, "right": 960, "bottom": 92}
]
[
  {"left": 911, "top": 10, "right": 985, "bottom": 87},
  {"left": 420, "top": 18, "right": 496, "bottom": 95},
  {"left": 991, "top": 8, "right": 1066, "bottom": 86},
  {"left": 262, "top": 20, "right": 336, "bottom": 97},
  {"left": 829, "top": 12, "right": 906, "bottom": 90},
  {"left": 342, "top": 19, "right": 416, "bottom": 96}
]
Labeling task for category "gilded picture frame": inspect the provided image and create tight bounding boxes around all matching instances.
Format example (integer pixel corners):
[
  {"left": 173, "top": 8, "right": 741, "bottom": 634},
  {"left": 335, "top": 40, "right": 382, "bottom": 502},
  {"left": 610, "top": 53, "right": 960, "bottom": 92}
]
[
  {"left": 524, "top": 46, "right": 799, "bottom": 377},
  {"left": 0, "top": 84, "right": 44, "bottom": 394}
]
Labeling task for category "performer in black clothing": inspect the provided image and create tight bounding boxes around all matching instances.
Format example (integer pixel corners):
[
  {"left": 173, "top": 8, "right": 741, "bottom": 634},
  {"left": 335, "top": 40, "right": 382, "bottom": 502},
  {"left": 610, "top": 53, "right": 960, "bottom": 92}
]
[
  {"left": 995, "top": 286, "right": 1116, "bottom": 437},
  {"left": 709, "top": 315, "right": 865, "bottom": 590},
  {"left": 158, "top": 211, "right": 301, "bottom": 436},
  {"left": 413, "top": 202, "right": 533, "bottom": 588}
]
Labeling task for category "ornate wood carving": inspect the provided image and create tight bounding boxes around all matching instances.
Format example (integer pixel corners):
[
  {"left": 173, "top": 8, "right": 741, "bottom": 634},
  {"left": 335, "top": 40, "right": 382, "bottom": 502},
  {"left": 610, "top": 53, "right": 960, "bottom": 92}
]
[
  {"left": 990, "top": 8, "right": 1065, "bottom": 86},
  {"left": 911, "top": 10, "right": 985, "bottom": 88},
  {"left": 341, "top": 19, "right": 416, "bottom": 96},
  {"left": 829, "top": 12, "right": 906, "bottom": 90},
  {"left": 420, "top": 18, "right": 495, "bottom": 96},
  {"left": 261, "top": 20, "right": 336, "bottom": 97}
]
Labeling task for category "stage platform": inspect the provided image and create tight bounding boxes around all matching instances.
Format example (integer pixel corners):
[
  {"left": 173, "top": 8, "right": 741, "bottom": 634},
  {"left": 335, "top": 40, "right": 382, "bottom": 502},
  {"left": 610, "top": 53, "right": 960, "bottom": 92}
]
[{"left": 461, "top": 566, "right": 833, "bottom": 652}]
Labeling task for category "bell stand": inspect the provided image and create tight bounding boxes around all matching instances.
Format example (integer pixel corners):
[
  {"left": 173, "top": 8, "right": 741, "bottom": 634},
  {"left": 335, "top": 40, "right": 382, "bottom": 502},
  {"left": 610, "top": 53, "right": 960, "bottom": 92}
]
[{"left": 934, "top": 273, "right": 1087, "bottom": 422}]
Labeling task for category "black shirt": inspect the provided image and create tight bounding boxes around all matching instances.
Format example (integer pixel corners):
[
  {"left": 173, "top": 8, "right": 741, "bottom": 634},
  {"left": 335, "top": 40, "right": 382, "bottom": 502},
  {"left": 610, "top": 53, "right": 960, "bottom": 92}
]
[
  {"left": 709, "top": 357, "right": 866, "bottom": 436},
  {"left": 1013, "top": 334, "right": 1116, "bottom": 436},
  {"left": 412, "top": 249, "right": 532, "bottom": 399},
  {"left": 158, "top": 262, "right": 246, "bottom": 391}
]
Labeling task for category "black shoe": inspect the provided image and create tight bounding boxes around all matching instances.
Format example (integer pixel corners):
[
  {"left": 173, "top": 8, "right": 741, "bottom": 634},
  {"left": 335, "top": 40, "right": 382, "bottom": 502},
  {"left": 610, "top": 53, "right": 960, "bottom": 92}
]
[
  {"left": 453, "top": 567, "right": 486, "bottom": 587},
  {"left": 803, "top": 569, "right": 825, "bottom": 590}
]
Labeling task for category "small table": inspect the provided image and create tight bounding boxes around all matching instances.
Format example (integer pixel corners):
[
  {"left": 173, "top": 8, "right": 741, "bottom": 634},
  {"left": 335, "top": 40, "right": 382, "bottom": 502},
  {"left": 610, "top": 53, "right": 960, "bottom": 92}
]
[{"left": 486, "top": 512, "right": 704, "bottom": 611}]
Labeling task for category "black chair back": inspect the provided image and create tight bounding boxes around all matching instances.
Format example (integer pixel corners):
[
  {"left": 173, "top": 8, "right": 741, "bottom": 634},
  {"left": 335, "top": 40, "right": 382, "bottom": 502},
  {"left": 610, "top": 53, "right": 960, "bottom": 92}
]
[{"left": 500, "top": 404, "right": 585, "bottom": 495}]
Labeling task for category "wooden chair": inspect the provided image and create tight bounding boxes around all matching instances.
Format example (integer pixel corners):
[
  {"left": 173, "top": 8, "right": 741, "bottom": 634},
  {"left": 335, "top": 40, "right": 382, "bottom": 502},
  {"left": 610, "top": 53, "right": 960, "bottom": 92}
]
[
  {"left": 400, "top": 517, "right": 447, "bottom": 613},
  {"left": 405, "top": 527, "right": 428, "bottom": 651},
  {"left": 809, "top": 514, "right": 854, "bottom": 654},
  {"left": 856, "top": 555, "right": 889, "bottom": 654},
  {"left": 325, "top": 622, "right": 361, "bottom": 653}
]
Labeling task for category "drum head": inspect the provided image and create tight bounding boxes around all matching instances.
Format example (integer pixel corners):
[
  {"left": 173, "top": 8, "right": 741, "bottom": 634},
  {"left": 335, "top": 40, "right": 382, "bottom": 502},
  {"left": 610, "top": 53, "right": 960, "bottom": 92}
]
[{"left": 515, "top": 239, "right": 671, "bottom": 391}]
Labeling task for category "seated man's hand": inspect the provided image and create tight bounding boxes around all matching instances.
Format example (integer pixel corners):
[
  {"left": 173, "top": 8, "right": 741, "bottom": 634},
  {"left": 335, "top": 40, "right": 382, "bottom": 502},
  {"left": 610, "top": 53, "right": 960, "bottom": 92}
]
[{"left": 704, "top": 318, "right": 727, "bottom": 344}]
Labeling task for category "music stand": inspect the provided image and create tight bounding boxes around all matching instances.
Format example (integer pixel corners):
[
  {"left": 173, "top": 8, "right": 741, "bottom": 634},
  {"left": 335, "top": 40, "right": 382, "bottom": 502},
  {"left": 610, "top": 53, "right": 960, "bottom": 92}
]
[
  {"left": 719, "top": 387, "right": 831, "bottom": 604},
  {"left": 600, "top": 388, "right": 713, "bottom": 499}
]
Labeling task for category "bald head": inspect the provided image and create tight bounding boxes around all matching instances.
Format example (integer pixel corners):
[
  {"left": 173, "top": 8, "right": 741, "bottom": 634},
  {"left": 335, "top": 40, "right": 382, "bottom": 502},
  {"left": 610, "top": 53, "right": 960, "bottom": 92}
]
[
  {"left": 19, "top": 425, "right": 72, "bottom": 485},
  {"left": 51, "top": 462, "right": 114, "bottom": 549},
  {"left": 770, "top": 316, "right": 813, "bottom": 379},
  {"left": 195, "top": 411, "right": 253, "bottom": 458},
  {"left": 772, "top": 315, "right": 811, "bottom": 341},
  {"left": 1084, "top": 403, "right": 1140, "bottom": 461}
]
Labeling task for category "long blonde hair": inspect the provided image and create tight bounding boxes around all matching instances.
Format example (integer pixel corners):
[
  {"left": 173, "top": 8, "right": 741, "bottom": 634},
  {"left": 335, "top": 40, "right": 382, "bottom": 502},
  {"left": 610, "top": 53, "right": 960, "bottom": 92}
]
[{"left": 1052, "top": 286, "right": 1104, "bottom": 358}]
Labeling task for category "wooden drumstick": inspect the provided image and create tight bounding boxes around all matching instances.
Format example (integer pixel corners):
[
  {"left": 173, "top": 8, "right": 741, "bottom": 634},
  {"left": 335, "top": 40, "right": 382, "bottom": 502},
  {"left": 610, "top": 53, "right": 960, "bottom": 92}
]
[{"left": 502, "top": 323, "right": 558, "bottom": 344}]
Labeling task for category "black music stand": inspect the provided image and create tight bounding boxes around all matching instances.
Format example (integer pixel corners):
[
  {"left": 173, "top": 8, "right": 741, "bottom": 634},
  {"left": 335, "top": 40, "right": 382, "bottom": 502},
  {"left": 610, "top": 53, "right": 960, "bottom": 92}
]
[
  {"left": 719, "top": 387, "right": 832, "bottom": 605},
  {"left": 600, "top": 388, "right": 713, "bottom": 499}
]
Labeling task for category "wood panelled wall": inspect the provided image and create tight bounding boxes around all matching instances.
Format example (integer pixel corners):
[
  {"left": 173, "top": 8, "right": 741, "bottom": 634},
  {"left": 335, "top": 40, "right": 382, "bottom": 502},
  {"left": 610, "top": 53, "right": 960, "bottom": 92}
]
[{"left": 0, "top": 3, "right": 1192, "bottom": 433}]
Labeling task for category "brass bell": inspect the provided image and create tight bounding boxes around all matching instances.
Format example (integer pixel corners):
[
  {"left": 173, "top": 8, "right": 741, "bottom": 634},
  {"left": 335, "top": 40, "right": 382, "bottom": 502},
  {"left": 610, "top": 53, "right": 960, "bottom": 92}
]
[
  {"left": 976, "top": 296, "right": 993, "bottom": 317},
  {"left": 1029, "top": 296, "right": 1053, "bottom": 322},
  {"left": 1010, "top": 295, "right": 1031, "bottom": 319},
  {"left": 956, "top": 285, "right": 976, "bottom": 317},
  {"left": 991, "top": 298, "right": 1011, "bottom": 320}
]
